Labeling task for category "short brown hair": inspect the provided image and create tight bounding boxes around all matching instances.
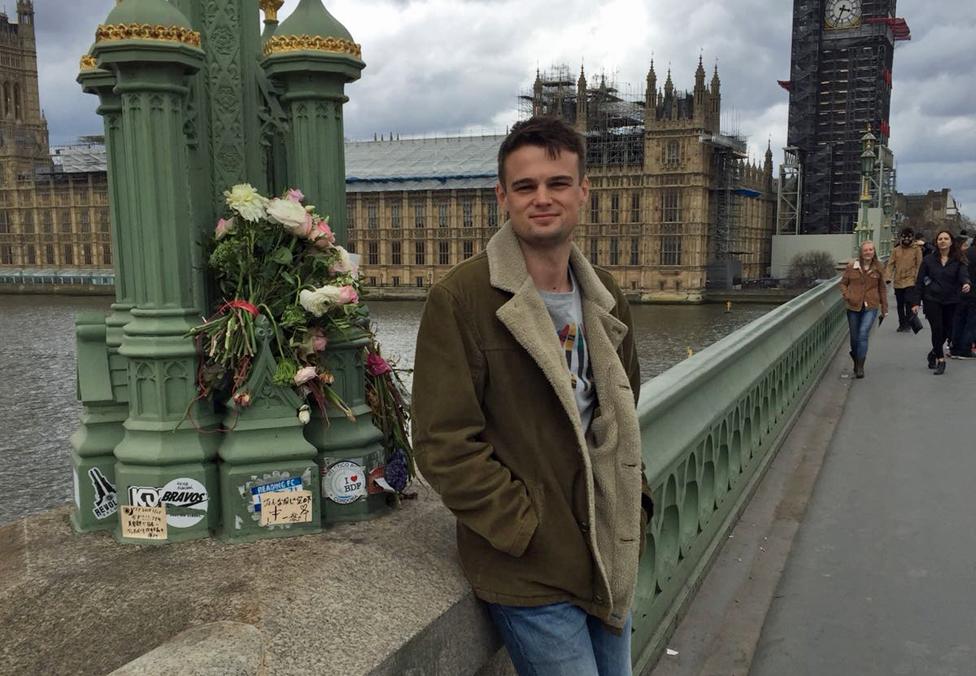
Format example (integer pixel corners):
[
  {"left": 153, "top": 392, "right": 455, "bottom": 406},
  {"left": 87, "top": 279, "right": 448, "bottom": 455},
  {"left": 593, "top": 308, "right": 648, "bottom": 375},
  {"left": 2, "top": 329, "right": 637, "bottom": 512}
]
[{"left": 497, "top": 116, "right": 586, "bottom": 187}]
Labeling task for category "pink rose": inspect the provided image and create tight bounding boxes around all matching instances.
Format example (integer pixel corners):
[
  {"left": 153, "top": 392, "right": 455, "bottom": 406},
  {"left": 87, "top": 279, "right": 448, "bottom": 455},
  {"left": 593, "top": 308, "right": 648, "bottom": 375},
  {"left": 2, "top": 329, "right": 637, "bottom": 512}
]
[
  {"left": 293, "top": 366, "right": 318, "bottom": 385},
  {"left": 215, "top": 217, "right": 236, "bottom": 240},
  {"left": 337, "top": 285, "right": 359, "bottom": 305},
  {"left": 311, "top": 217, "right": 336, "bottom": 249},
  {"left": 310, "top": 328, "right": 327, "bottom": 352},
  {"left": 366, "top": 352, "right": 392, "bottom": 377},
  {"left": 286, "top": 188, "right": 304, "bottom": 203},
  {"left": 300, "top": 212, "right": 315, "bottom": 239}
]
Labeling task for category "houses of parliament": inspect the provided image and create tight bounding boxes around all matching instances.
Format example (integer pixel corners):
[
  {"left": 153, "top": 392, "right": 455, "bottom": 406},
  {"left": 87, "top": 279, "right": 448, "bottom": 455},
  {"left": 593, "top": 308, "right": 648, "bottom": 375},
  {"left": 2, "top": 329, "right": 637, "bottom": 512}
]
[
  {"left": 0, "top": 2, "right": 112, "bottom": 274},
  {"left": 0, "top": 1, "right": 776, "bottom": 300}
]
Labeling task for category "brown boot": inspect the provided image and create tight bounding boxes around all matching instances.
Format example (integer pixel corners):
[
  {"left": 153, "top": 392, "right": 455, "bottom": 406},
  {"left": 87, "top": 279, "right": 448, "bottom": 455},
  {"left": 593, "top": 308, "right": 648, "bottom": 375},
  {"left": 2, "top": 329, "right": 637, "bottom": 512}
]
[{"left": 854, "top": 358, "right": 865, "bottom": 379}]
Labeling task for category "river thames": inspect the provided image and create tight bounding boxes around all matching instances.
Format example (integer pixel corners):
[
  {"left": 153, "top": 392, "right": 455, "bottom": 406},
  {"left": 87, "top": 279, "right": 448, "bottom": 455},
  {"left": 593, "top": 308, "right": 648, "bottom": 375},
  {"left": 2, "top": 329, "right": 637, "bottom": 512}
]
[{"left": 0, "top": 294, "right": 773, "bottom": 525}]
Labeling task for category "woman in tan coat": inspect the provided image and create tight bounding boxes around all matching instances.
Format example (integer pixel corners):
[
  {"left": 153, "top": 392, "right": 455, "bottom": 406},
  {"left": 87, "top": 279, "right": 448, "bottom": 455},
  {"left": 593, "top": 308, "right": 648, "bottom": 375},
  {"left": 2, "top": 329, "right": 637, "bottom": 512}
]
[{"left": 839, "top": 240, "right": 888, "bottom": 378}]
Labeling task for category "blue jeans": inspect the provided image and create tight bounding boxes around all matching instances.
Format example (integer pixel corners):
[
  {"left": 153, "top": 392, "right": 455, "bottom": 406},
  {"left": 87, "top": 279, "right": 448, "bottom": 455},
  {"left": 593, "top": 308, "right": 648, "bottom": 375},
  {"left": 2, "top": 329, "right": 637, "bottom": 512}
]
[
  {"left": 847, "top": 308, "right": 878, "bottom": 360},
  {"left": 950, "top": 302, "right": 976, "bottom": 355},
  {"left": 487, "top": 602, "right": 632, "bottom": 676}
]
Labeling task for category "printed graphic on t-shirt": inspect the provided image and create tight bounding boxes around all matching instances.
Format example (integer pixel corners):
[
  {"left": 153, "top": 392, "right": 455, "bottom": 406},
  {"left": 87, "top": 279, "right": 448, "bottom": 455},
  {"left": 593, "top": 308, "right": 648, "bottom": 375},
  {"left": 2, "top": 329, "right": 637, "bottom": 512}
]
[{"left": 556, "top": 322, "right": 593, "bottom": 394}]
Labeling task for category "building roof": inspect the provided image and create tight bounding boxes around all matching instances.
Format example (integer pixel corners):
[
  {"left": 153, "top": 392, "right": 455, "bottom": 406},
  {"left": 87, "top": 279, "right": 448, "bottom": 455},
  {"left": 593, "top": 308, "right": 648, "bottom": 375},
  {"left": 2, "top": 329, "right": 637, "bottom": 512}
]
[
  {"left": 50, "top": 144, "right": 107, "bottom": 173},
  {"left": 345, "top": 135, "right": 502, "bottom": 192}
]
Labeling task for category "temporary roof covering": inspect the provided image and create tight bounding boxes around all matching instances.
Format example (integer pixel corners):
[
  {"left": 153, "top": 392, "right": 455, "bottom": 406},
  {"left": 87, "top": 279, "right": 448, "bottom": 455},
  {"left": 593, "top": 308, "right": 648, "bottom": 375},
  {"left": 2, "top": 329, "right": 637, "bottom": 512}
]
[{"left": 50, "top": 144, "right": 108, "bottom": 173}]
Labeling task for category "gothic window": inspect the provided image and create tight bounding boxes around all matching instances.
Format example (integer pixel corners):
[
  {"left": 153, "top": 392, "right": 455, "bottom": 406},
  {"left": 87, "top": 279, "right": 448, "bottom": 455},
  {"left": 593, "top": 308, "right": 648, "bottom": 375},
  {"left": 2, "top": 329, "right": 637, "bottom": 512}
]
[
  {"left": 438, "top": 202, "right": 449, "bottom": 229},
  {"left": 663, "top": 140, "right": 681, "bottom": 168},
  {"left": 366, "top": 202, "right": 378, "bottom": 229},
  {"left": 590, "top": 193, "right": 599, "bottom": 223},
  {"left": 662, "top": 189, "right": 681, "bottom": 222},
  {"left": 660, "top": 224, "right": 682, "bottom": 266},
  {"left": 80, "top": 210, "right": 90, "bottom": 232},
  {"left": 609, "top": 238, "right": 619, "bottom": 265},
  {"left": 42, "top": 211, "right": 52, "bottom": 233},
  {"left": 462, "top": 198, "right": 473, "bottom": 228},
  {"left": 630, "top": 237, "right": 640, "bottom": 265},
  {"left": 463, "top": 240, "right": 474, "bottom": 259},
  {"left": 0, "top": 211, "right": 8, "bottom": 233},
  {"left": 391, "top": 240, "right": 402, "bottom": 265},
  {"left": 60, "top": 209, "right": 71, "bottom": 232},
  {"left": 413, "top": 203, "right": 425, "bottom": 228},
  {"left": 346, "top": 201, "right": 355, "bottom": 229},
  {"left": 391, "top": 203, "right": 401, "bottom": 229},
  {"left": 13, "top": 83, "right": 21, "bottom": 121},
  {"left": 26, "top": 244, "right": 36, "bottom": 265},
  {"left": 487, "top": 201, "right": 498, "bottom": 228},
  {"left": 21, "top": 210, "right": 33, "bottom": 233},
  {"left": 414, "top": 240, "right": 425, "bottom": 265},
  {"left": 97, "top": 209, "right": 109, "bottom": 232},
  {"left": 0, "top": 245, "right": 12, "bottom": 264},
  {"left": 83, "top": 244, "right": 93, "bottom": 266},
  {"left": 2, "top": 82, "right": 9, "bottom": 119},
  {"left": 101, "top": 244, "right": 111, "bottom": 265},
  {"left": 589, "top": 238, "right": 599, "bottom": 264},
  {"left": 438, "top": 240, "right": 449, "bottom": 265},
  {"left": 630, "top": 193, "right": 640, "bottom": 222},
  {"left": 62, "top": 244, "right": 74, "bottom": 265},
  {"left": 610, "top": 193, "right": 620, "bottom": 224},
  {"left": 346, "top": 240, "right": 356, "bottom": 254}
]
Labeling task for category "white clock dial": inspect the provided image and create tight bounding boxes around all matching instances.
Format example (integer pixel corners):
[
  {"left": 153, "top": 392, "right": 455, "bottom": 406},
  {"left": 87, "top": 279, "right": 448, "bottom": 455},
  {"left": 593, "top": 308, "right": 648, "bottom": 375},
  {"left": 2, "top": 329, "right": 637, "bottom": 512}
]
[{"left": 825, "top": 0, "right": 862, "bottom": 30}]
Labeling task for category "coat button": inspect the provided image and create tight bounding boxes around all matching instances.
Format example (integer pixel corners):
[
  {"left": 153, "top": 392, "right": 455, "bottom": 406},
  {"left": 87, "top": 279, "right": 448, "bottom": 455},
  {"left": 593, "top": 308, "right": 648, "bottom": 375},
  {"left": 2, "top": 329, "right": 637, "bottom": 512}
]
[
  {"left": 579, "top": 519, "right": 589, "bottom": 533},
  {"left": 594, "top": 593, "right": 604, "bottom": 603}
]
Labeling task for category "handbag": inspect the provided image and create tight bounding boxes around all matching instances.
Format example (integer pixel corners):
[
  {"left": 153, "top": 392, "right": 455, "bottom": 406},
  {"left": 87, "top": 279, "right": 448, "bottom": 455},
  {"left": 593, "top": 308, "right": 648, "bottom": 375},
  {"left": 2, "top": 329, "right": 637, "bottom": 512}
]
[{"left": 909, "top": 313, "right": 924, "bottom": 334}]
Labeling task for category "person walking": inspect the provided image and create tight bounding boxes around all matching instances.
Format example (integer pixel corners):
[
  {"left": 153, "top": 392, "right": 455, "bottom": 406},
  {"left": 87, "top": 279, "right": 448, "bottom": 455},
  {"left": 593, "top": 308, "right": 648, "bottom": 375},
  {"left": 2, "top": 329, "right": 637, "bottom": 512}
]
[
  {"left": 949, "top": 236, "right": 976, "bottom": 359},
  {"left": 885, "top": 227, "right": 922, "bottom": 331},
  {"left": 840, "top": 240, "right": 887, "bottom": 378},
  {"left": 911, "top": 229, "right": 972, "bottom": 375},
  {"left": 412, "top": 116, "right": 654, "bottom": 676}
]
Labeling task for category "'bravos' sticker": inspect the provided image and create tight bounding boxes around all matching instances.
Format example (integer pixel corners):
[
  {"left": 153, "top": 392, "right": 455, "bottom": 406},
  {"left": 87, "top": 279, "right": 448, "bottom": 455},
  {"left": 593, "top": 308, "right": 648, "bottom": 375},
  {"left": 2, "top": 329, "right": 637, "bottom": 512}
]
[
  {"left": 322, "top": 461, "right": 366, "bottom": 505},
  {"left": 128, "top": 477, "right": 208, "bottom": 528},
  {"left": 88, "top": 467, "right": 118, "bottom": 520}
]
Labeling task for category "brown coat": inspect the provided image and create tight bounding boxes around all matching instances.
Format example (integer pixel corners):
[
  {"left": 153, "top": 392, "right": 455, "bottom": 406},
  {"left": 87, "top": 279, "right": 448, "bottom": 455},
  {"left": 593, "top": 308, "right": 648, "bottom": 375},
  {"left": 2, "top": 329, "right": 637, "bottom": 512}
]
[
  {"left": 412, "top": 222, "right": 650, "bottom": 630},
  {"left": 885, "top": 243, "right": 923, "bottom": 289},
  {"left": 840, "top": 258, "right": 888, "bottom": 314}
]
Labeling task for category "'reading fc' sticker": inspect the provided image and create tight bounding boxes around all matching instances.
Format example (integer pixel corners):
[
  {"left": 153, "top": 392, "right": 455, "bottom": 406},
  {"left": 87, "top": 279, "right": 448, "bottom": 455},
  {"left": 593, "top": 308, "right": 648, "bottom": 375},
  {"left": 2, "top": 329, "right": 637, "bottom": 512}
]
[{"left": 322, "top": 461, "right": 367, "bottom": 505}]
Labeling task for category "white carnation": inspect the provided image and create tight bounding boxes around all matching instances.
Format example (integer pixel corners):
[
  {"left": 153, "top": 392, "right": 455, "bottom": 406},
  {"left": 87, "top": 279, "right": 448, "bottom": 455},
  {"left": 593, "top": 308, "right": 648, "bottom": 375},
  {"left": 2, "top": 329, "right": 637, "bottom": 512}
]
[
  {"left": 223, "top": 183, "right": 268, "bottom": 222},
  {"left": 299, "top": 285, "right": 343, "bottom": 317}
]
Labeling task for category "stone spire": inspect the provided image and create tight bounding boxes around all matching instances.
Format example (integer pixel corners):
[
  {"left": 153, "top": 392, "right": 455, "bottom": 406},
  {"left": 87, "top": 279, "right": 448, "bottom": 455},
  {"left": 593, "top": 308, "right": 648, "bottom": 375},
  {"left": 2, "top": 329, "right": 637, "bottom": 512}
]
[
  {"left": 532, "top": 68, "right": 543, "bottom": 116},
  {"left": 575, "top": 64, "right": 587, "bottom": 132},
  {"left": 645, "top": 59, "right": 657, "bottom": 111}
]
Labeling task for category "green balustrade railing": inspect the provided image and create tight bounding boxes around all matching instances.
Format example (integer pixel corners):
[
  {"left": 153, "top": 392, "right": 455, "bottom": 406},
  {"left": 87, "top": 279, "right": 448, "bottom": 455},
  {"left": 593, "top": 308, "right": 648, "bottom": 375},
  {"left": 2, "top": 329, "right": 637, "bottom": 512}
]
[{"left": 632, "top": 278, "right": 845, "bottom": 671}]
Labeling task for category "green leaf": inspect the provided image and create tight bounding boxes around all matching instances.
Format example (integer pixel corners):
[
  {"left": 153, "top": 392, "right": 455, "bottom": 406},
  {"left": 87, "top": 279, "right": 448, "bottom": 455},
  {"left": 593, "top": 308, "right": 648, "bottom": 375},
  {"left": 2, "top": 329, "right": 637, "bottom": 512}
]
[{"left": 271, "top": 247, "right": 293, "bottom": 265}]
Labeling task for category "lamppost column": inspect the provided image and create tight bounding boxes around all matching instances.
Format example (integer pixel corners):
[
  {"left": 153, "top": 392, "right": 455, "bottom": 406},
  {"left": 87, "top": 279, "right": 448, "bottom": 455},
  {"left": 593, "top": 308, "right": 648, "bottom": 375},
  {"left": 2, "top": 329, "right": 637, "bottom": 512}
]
[{"left": 92, "top": 1, "right": 219, "bottom": 543}]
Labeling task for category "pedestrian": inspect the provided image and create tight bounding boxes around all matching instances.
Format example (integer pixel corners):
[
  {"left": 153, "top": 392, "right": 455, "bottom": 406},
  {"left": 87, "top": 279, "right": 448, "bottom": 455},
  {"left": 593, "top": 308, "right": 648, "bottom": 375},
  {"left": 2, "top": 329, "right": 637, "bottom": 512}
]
[
  {"left": 949, "top": 236, "right": 976, "bottom": 359},
  {"left": 840, "top": 240, "right": 888, "bottom": 378},
  {"left": 911, "top": 229, "right": 972, "bottom": 375},
  {"left": 885, "top": 227, "right": 922, "bottom": 332},
  {"left": 412, "top": 116, "right": 654, "bottom": 676}
]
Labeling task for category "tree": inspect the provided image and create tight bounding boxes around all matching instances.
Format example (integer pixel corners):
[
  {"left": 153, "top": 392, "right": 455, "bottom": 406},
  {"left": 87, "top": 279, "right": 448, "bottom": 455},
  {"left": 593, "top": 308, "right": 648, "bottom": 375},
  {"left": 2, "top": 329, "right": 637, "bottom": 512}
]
[{"left": 786, "top": 250, "right": 836, "bottom": 288}]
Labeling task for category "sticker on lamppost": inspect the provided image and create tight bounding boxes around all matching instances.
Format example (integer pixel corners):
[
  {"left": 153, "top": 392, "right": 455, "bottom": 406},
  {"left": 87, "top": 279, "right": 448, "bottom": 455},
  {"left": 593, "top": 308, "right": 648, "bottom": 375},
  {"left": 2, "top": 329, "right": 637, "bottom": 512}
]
[
  {"left": 322, "top": 460, "right": 366, "bottom": 504},
  {"left": 127, "top": 477, "right": 209, "bottom": 528},
  {"left": 88, "top": 467, "right": 118, "bottom": 520},
  {"left": 120, "top": 505, "right": 168, "bottom": 540},
  {"left": 259, "top": 490, "right": 313, "bottom": 526}
]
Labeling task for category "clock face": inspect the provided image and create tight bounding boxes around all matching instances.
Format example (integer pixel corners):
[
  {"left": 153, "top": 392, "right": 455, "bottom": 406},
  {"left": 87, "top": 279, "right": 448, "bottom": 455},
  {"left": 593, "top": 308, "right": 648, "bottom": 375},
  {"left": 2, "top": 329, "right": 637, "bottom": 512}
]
[{"left": 825, "top": 0, "right": 862, "bottom": 30}]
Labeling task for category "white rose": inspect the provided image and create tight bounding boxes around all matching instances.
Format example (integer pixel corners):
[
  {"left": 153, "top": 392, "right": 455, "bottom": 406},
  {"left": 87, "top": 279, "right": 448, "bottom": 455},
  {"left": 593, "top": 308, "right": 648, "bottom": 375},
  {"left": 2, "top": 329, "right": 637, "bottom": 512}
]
[
  {"left": 267, "top": 198, "right": 309, "bottom": 232},
  {"left": 223, "top": 183, "right": 268, "bottom": 222},
  {"left": 299, "top": 285, "right": 343, "bottom": 317},
  {"left": 330, "top": 246, "right": 359, "bottom": 277}
]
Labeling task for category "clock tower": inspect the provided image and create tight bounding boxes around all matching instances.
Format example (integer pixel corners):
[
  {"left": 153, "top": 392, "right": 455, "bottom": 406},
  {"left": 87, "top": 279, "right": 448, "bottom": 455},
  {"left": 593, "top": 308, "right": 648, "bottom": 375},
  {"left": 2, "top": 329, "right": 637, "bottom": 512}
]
[{"left": 783, "top": 0, "right": 909, "bottom": 234}]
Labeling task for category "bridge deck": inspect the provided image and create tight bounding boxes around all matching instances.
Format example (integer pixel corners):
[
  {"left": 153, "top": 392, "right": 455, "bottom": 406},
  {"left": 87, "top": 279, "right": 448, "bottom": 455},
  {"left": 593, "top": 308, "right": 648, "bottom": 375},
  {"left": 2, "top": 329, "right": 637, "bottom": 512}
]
[{"left": 751, "top": 315, "right": 976, "bottom": 675}]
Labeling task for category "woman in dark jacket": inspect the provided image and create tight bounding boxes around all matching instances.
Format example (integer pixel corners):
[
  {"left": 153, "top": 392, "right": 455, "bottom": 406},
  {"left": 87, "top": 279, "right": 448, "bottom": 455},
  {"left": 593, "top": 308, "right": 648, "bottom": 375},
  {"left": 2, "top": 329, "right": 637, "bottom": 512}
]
[{"left": 911, "top": 229, "right": 972, "bottom": 374}]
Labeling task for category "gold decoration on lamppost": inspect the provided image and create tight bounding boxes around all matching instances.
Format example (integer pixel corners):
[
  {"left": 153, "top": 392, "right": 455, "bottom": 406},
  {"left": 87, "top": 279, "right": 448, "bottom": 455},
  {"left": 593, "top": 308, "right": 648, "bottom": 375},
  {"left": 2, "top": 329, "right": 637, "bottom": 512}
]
[
  {"left": 263, "top": 34, "right": 362, "bottom": 59},
  {"left": 259, "top": 0, "right": 285, "bottom": 23},
  {"left": 79, "top": 54, "right": 97, "bottom": 72},
  {"left": 95, "top": 23, "right": 202, "bottom": 48}
]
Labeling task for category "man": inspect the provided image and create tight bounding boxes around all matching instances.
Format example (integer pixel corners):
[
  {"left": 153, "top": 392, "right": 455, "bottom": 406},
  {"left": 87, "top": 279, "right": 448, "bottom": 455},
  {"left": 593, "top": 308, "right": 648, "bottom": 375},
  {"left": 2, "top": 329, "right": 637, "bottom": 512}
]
[
  {"left": 886, "top": 227, "right": 923, "bottom": 331},
  {"left": 412, "top": 116, "right": 653, "bottom": 675}
]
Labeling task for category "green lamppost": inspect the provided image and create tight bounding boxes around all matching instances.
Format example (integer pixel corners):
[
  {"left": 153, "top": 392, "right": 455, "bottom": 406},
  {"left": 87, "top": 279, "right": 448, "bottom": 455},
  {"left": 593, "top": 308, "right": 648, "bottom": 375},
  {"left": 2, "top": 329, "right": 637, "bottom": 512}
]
[
  {"left": 91, "top": 0, "right": 220, "bottom": 543},
  {"left": 262, "top": 1, "right": 389, "bottom": 524},
  {"left": 70, "top": 55, "right": 131, "bottom": 532},
  {"left": 854, "top": 129, "right": 877, "bottom": 254}
]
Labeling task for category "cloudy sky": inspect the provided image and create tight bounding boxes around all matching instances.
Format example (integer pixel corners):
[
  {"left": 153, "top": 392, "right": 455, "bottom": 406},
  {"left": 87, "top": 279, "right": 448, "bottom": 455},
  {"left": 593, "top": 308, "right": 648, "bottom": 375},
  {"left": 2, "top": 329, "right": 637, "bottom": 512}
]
[{"left": 29, "top": 0, "right": 976, "bottom": 215}]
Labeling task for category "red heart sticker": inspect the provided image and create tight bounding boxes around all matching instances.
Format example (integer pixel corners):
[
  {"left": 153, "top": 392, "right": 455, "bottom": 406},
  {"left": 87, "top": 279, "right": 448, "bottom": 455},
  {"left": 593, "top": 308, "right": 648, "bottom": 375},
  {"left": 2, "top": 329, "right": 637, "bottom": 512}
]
[{"left": 350, "top": 475, "right": 358, "bottom": 482}]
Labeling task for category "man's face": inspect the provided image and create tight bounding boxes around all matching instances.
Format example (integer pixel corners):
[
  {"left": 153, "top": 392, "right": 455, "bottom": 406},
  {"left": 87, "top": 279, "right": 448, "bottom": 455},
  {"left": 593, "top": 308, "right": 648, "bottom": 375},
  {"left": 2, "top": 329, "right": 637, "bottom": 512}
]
[{"left": 496, "top": 145, "right": 589, "bottom": 250}]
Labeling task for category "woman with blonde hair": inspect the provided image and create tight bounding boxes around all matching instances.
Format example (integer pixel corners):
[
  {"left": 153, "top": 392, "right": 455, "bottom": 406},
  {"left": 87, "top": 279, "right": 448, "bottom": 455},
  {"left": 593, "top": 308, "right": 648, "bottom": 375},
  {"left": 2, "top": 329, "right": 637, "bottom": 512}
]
[{"left": 840, "top": 240, "right": 887, "bottom": 378}]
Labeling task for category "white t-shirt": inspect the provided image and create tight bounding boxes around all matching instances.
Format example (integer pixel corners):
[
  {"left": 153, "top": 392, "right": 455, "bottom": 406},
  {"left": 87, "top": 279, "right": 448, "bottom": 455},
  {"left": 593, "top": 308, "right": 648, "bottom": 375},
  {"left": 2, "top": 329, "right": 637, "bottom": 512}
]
[{"left": 539, "top": 271, "right": 597, "bottom": 432}]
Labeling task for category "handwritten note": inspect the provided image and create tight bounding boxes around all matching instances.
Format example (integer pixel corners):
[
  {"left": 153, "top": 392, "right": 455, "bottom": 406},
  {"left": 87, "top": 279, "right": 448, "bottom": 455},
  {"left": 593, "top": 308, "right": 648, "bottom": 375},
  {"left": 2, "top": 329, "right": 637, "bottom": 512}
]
[
  {"left": 259, "top": 490, "right": 313, "bottom": 526},
  {"left": 120, "top": 505, "right": 168, "bottom": 540}
]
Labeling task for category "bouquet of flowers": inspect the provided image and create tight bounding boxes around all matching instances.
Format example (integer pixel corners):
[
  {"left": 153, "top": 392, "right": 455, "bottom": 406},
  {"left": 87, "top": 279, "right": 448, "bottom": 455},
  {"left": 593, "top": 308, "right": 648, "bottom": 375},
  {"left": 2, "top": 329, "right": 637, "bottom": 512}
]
[{"left": 190, "top": 183, "right": 414, "bottom": 490}]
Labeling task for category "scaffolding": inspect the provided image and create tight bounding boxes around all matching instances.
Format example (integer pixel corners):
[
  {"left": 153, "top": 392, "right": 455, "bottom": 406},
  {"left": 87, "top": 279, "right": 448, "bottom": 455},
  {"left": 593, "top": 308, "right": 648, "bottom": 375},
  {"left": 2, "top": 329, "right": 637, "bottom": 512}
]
[
  {"left": 777, "top": 146, "right": 803, "bottom": 234},
  {"left": 782, "top": 0, "right": 909, "bottom": 234},
  {"left": 702, "top": 132, "right": 748, "bottom": 288},
  {"left": 518, "top": 67, "right": 645, "bottom": 167}
]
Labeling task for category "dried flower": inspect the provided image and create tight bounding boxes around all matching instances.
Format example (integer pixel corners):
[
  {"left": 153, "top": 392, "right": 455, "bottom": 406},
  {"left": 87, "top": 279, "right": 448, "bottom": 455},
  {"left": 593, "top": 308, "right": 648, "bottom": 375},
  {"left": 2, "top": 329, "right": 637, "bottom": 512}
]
[
  {"left": 297, "top": 404, "right": 311, "bottom": 424},
  {"left": 286, "top": 188, "right": 305, "bottom": 203},
  {"left": 224, "top": 183, "right": 268, "bottom": 222},
  {"left": 233, "top": 391, "right": 252, "bottom": 407},
  {"left": 366, "top": 352, "right": 392, "bottom": 376}
]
